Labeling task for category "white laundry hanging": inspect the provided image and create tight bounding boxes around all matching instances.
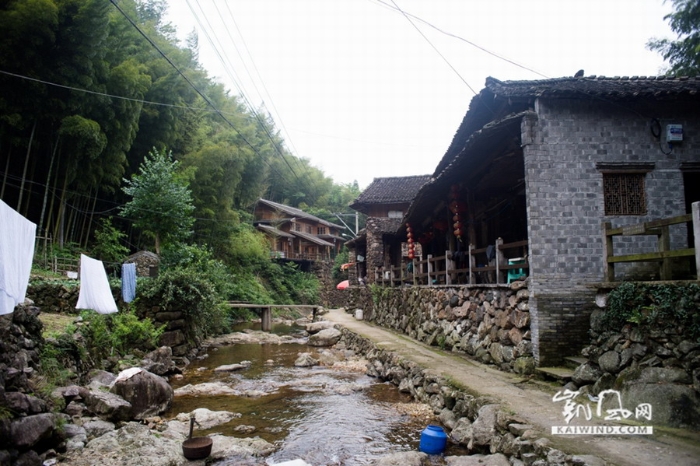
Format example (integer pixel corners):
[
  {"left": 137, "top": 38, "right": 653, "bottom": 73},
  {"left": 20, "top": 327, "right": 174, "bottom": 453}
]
[
  {"left": 0, "top": 200, "right": 36, "bottom": 315},
  {"left": 76, "top": 254, "right": 118, "bottom": 314}
]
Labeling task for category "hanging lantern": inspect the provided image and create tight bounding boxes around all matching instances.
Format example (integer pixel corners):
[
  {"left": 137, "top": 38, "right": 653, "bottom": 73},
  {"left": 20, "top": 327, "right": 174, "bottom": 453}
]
[
  {"left": 454, "top": 228, "right": 462, "bottom": 237},
  {"left": 407, "top": 232, "right": 413, "bottom": 239},
  {"left": 453, "top": 221, "right": 461, "bottom": 230},
  {"left": 433, "top": 219, "right": 447, "bottom": 231}
]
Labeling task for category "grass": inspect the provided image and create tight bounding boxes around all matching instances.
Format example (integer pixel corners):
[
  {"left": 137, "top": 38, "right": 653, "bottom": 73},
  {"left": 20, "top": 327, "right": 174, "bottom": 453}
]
[{"left": 39, "top": 312, "right": 77, "bottom": 338}]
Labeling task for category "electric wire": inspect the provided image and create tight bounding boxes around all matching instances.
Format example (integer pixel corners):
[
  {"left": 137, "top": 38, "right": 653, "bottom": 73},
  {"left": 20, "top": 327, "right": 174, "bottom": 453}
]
[
  {"left": 372, "top": 0, "right": 549, "bottom": 79},
  {"left": 108, "top": 0, "right": 303, "bottom": 184},
  {"left": 186, "top": 0, "right": 310, "bottom": 183},
  {"left": 389, "top": 0, "right": 478, "bottom": 95}
]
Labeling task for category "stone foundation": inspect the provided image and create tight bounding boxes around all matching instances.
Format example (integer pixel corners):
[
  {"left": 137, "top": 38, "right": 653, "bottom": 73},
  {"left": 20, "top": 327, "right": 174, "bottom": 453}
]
[{"left": 349, "top": 281, "right": 535, "bottom": 374}]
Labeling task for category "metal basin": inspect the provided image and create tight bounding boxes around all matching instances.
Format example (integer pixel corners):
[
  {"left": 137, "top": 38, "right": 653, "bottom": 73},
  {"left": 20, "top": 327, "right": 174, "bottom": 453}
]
[{"left": 182, "top": 436, "right": 212, "bottom": 460}]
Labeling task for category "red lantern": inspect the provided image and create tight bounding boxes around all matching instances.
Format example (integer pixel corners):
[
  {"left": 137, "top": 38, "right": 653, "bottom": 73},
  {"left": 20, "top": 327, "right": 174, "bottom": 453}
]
[
  {"left": 407, "top": 232, "right": 413, "bottom": 239},
  {"left": 454, "top": 228, "right": 462, "bottom": 237},
  {"left": 453, "top": 221, "right": 461, "bottom": 230}
]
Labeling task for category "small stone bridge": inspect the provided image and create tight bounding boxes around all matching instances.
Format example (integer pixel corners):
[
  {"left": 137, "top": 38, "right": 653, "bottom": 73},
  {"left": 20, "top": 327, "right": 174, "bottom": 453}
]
[{"left": 227, "top": 303, "right": 320, "bottom": 331}]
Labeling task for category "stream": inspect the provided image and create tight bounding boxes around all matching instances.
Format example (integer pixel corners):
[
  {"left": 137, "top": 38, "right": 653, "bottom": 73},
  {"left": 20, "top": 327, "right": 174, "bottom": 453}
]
[{"left": 165, "top": 322, "right": 459, "bottom": 465}]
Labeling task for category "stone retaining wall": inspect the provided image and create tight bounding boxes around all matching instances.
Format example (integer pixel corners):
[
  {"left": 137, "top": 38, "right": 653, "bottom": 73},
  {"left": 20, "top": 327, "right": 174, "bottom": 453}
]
[
  {"left": 339, "top": 328, "right": 598, "bottom": 465},
  {"left": 564, "top": 300, "right": 700, "bottom": 429},
  {"left": 348, "top": 281, "right": 535, "bottom": 374}
]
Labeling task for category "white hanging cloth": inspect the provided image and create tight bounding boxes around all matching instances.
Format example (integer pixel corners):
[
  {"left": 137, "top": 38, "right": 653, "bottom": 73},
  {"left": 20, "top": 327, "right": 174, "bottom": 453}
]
[
  {"left": 0, "top": 200, "right": 37, "bottom": 315},
  {"left": 76, "top": 254, "right": 118, "bottom": 314}
]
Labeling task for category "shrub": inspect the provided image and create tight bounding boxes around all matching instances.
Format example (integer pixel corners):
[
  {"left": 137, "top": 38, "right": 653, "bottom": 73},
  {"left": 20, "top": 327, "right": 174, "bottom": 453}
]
[{"left": 602, "top": 282, "right": 700, "bottom": 340}]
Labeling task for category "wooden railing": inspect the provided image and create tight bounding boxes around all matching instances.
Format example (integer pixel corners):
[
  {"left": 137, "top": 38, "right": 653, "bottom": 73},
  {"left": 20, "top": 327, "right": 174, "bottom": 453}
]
[
  {"left": 373, "top": 238, "right": 529, "bottom": 287},
  {"left": 603, "top": 202, "right": 700, "bottom": 281}
]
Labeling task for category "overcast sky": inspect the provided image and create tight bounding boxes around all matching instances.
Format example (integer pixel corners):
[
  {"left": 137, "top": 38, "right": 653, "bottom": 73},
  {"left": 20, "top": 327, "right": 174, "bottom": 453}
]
[{"left": 164, "top": 0, "right": 674, "bottom": 189}]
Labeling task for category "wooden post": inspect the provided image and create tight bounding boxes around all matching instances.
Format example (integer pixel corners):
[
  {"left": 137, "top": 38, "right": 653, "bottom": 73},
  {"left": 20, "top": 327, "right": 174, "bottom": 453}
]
[
  {"left": 495, "top": 238, "right": 504, "bottom": 284},
  {"left": 602, "top": 222, "right": 614, "bottom": 282},
  {"left": 446, "top": 251, "right": 454, "bottom": 285},
  {"left": 427, "top": 254, "right": 433, "bottom": 286},
  {"left": 659, "top": 225, "right": 672, "bottom": 280},
  {"left": 468, "top": 244, "right": 474, "bottom": 284},
  {"left": 694, "top": 202, "right": 700, "bottom": 281},
  {"left": 261, "top": 307, "right": 272, "bottom": 332}
]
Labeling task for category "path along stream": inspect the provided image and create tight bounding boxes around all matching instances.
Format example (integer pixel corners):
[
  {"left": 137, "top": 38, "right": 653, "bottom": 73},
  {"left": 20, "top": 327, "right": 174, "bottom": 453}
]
[{"left": 165, "top": 322, "right": 462, "bottom": 465}]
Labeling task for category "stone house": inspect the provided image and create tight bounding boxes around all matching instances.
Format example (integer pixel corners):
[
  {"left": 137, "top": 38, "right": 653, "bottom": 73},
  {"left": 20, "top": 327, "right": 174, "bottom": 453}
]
[
  {"left": 253, "top": 199, "right": 346, "bottom": 265},
  {"left": 388, "top": 75, "right": 700, "bottom": 365},
  {"left": 346, "top": 175, "right": 430, "bottom": 284}
]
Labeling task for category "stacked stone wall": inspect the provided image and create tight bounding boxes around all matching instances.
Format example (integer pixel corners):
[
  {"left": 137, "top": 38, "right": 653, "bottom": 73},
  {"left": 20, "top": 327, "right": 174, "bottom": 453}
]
[
  {"left": 340, "top": 329, "right": 595, "bottom": 464},
  {"left": 350, "top": 281, "right": 535, "bottom": 374},
  {"left": 563, "top": 290, "right": 700, "bottom": 429}
]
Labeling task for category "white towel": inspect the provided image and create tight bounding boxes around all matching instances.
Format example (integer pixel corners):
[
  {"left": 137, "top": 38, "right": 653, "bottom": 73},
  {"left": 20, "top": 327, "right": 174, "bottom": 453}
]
[
  {"left": 76, "top": 254, "right": 118, "bottom": 314},
  {"left": 0, "top": 200, "right": 36, "bottom": 315}
]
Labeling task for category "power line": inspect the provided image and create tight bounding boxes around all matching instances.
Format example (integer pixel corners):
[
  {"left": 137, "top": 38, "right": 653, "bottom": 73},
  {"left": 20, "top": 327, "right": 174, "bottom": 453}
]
[
  {"left": 388, "top": 0, "right": 478, "bottom": 95},
  {"left": 185, "top": 0, "right": 310, "bottom": 184},
  {"left": 108, "top": 0, "right": 302, "bottom": 184},
  {"left": 372, "top": 0, "right": 549, "bottom": 79}
]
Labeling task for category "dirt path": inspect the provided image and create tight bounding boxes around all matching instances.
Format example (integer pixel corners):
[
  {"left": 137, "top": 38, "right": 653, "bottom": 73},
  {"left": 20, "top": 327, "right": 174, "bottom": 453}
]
[{"left": 324, "top": 308, "right": 700, "bottom": 466}]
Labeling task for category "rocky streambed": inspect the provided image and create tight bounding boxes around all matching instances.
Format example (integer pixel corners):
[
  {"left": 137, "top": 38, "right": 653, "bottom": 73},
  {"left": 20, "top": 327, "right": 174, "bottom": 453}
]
[{"left": 45, "top": 320, "right": 458, "bottom": 466}]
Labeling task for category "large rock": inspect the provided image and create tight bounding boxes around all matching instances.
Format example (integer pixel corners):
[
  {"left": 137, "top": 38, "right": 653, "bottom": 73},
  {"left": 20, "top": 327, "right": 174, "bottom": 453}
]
[
  {"left": 571, "top": 363, "right": 602, "bottom": 385},
  {"left": 294, "top": 353, "right": 319, "bottom": 367},
  {"left": 598, "top": 351, "right": 621, "bottom": 373},
  {"left": 308, "top": 328, "right": 342, "bottom": 347},
  {"left": 173, "top": 408, "right": 241, "bottom": 430},
  {"left": 141, "top": 347, "right": 176, "bottom": 376},
  {"left": 110, "top": 368, "right": 173, "bottom": 420},
  {"left": 9, "top": 413, "right": 56, "bottom": 448},
  {"left": 305, "top": 321, "right": 336, "bottom": 334},
  {"left": 84, "top": 390, "right": 132, "bottom": 422},
  {"left": 371, "top": 451, "right": 427, "bottom": 466},
  {"left": 621, "top": 382, "right": 700, "bottom": 428},
  {"left": 469, "top": 404, "right": 499, "bottom": 450}
]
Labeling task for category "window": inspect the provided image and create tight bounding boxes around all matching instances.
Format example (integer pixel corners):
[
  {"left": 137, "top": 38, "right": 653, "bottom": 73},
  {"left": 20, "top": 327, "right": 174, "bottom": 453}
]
[
  {"left": 388, "top": 210, "right": 403, "bottom": 219},
  {"left": 603, "top": 173, "right": 647, "bottom": 215},
  {"left": 317, "top": 227, "right": 327, "bottom": 235},
  {"left": 294, "top": 224, "right": 302, "bottom": 232},
  {"left": 306, "top": 225, "right": 312, "bottom": 234}
]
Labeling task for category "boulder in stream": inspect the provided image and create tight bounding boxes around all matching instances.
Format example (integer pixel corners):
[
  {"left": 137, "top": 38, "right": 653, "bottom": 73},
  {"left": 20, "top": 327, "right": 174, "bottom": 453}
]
[
  {"left": 307, "top": 328, "right": 341, "bottom": 347},
  {"left": 110, "top": 368, "right": 173, "bottom": 420}
]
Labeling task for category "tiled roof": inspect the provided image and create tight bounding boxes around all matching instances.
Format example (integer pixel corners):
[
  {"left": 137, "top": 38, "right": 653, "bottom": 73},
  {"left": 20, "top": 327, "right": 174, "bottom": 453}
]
[
  {"left": 289, "top": 230, "right": 335, "bottom": 247},
  {"left": 256, "top": 224, "right": 294, "bottom": 238},
  {"left": 256, "top": 199, "right": 344, "bottom": 229},
  {"left": 485, "top": 75, "right": 700, "bottom": 100},
  {"left": 350, "top": 175, "right": 431, "bottom": 211},
  {"left": 434, "top": 74, "right": 700, "bottom": 176}
]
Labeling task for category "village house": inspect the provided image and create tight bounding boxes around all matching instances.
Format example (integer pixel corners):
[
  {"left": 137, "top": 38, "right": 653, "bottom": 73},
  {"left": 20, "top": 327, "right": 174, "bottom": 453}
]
[
  {"left": 372, "top": 75, "right": 700, "bottom": 365},
  {"left": 253, "top": 199, "right": 346, "bottom": 267},
  {"left": 345, "top": 175, "right": 431, "bottom": 284}
]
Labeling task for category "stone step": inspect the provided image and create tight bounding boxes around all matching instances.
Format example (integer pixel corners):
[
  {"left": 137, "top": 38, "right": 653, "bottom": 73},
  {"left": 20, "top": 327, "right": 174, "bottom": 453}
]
[
  {"left": 535, "top": 366, "right": 573, "bottom": 382},
  {"left": 564, "top": 356, "right": 587, "bottom": 368}
]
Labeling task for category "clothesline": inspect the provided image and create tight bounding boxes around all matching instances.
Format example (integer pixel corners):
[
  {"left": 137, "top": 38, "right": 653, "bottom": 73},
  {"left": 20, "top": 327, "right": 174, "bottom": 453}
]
[{"left": 2, "top": 201, "right": 139, "bottom": 315}]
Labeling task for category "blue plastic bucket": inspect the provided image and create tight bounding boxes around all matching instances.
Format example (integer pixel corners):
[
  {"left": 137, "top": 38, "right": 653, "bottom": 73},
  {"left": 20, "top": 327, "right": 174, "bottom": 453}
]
[{"left": 419, "top": 425, "right": 447, "bottom": 454}]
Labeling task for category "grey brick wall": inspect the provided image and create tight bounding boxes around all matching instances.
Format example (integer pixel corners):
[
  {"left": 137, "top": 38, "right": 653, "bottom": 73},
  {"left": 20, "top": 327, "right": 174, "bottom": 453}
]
[{"left": 523, "top": 98, "right": 700, "bottom": 364}]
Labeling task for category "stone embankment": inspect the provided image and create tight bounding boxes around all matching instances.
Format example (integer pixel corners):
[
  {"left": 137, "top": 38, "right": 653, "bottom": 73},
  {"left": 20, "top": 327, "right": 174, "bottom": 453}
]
[
  {"left": 339, "top": 329, "right": 601, "bottom": 466},
  {"left": 563, "top": 306, "right": 700, "bottom": 429},
  {"left": 350, "top": 281, "right": 535, "bottom": 375}
]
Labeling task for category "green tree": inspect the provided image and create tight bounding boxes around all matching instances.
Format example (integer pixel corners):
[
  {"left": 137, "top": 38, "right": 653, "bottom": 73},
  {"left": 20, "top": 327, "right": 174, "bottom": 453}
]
[
  {"left": 121, "top": 147, "right": 194, "bottom": 254},
  {"left": 91, "top": 217, "right": 129, "bottom": 264},
  {"left": 648, "top": 0, "right": 700, "bottom": 76}
]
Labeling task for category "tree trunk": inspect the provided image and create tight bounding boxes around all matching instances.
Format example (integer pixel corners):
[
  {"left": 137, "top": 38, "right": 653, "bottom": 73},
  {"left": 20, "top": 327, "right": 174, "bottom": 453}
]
[
  {"left": 0, "top": 147, "right": 9, "bottom": 199},
  {"left": 38, "top": 137, "right": 59, "bottom": 236},
  {"left": 17, "top": 120, "right": 36, "bottom": 211}
]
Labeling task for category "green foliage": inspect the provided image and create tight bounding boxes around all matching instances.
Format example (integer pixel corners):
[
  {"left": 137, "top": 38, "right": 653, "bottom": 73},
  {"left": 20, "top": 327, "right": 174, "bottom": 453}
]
[
  {"left": 121, "top": 147, "right": 195, "bottom": 254},
  {"left": 602, "top": 282, "right": 700, "bottom": 340},
  {"left": 40, "top": 330, "right": 83, "bottom": 387},
  {"left": 648, "top": 0, "right": 700, "bottom": 76},
  {"left": 140, "top": 266, "right": 225, "bottom": 340},
  {"left": 91, "top": 217, "right": 129, "bottom": 264},
  {"left": 79, "top": 306, "right": 165, "bottom": 363},
  {"left": 332, "top": 247, "right": 350, "bottom": 282}
]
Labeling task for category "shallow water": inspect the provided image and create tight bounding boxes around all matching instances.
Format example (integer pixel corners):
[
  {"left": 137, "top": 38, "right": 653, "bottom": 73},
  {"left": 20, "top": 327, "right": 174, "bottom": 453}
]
[{"left": 166, "top": 324, "right": 461, "bottom": 465}]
